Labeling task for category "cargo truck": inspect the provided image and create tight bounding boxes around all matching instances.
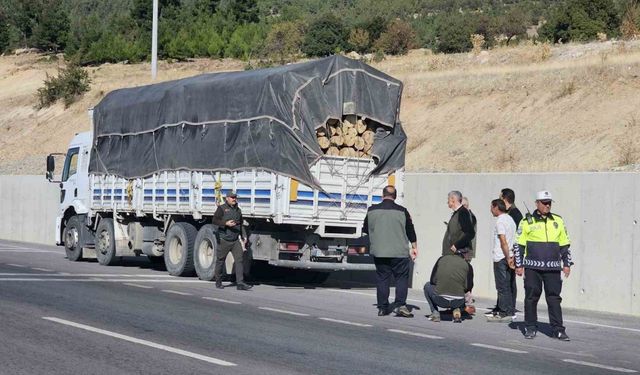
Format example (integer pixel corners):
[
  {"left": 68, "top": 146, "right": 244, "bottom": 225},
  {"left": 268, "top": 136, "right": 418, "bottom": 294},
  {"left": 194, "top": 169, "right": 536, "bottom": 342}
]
[{"left": 46, "top": 55, "right": 407, "bottom": 279}]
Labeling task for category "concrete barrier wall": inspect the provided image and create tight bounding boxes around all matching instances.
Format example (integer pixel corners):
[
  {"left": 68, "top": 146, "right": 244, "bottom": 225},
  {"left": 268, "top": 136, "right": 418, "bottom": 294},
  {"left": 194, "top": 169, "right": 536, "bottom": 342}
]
[
  {"left": 0, "top": 176, "right": 60, "bottom": 245},
  {"left": 1, "top": 173, "right": 639, "bottom": 316},
  {"left": 404, "top": 172, "right": 640, "bottom": 316}
]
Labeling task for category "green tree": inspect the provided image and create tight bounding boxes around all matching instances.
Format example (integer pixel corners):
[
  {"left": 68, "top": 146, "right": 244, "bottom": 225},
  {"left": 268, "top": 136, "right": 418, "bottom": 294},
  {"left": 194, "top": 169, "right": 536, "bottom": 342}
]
[
  {"left": 301, "top": 13, "right": 348, "bottom": 57},
  {"left": 498, "top": 7, "right": 528, "bottom": 45},
  {"left": 0, "top": 11, "right": 9, "bottom": 52},
  {"left": 30, "top": 0, "right": 69, "bottom": 52},
  {"left": 540, "top": 0, "right": 621, "bottom": 42},
  {"left": 348, "top": 28, "right": 371, "bottom": 54},
  {"left": 435, "top": 12, "right": 474, "bottom": 53}
]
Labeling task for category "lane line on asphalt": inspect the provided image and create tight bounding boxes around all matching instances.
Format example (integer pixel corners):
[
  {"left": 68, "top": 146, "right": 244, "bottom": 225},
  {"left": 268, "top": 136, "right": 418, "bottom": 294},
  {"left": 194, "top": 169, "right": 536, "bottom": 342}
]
[
  {"left": 161, "top": 290, "right": 193, "bottom": 296},
  {"left": 42, "top": 317, "right": 236, "bottom": 367},
  {"left": 325, "top": 289, "right": 426, "bottom": 305},
  {"left": 202, "top": 297, "right": 242, "bottom": 305},
  {"left": 387, "top": 329, "right": 444, "bottom": 340},
  {"left": 0, "top": 249, "right": 59, "bottom": 253},
  {"left": 123, "top": 283, "right": 154, "bottom": 289},
  {"left": 318, "top": 317, "right": 372, "bottom": 327},
  {"left": 328, "top": 289, "right": 640, "bottom": 334},
  {"left": 0, "top": 273, "right": 174, "bottom": 278},
  {"left": 562, "top": 359, "right": 637, "bottom": 373},
  {"left": 470, "top": 343, "right": 528, "bottom": 354},
  {"left": 0, "top": 278, "right": 210, "bottom": 283},
  {"left": 31, "top": 268, "right": 53, "bottom": 272},
  {"left": 508, "top": 341, "right": 596, "bottom": 357},
  {"left": 5, "top": 264, "right": 26, "bottom": 268},
  {"left": 258, "top": 307, "right": 310, "bottom": 317}
]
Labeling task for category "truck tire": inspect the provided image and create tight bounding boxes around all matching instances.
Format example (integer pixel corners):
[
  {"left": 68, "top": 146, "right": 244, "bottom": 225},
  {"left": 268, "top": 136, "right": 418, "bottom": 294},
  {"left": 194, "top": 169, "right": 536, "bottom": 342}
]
[
  {"left": 63, "top": 216, "right": 83, "bottom": 262},
  {"left": 193, "top": 224, "right": 217, "bottom": 281},
  {"left": 96, "top": 218, "right": 118, "bottom": 266},
  {"left": 164, "top": 222, "right": 197, "bottom": 277}
]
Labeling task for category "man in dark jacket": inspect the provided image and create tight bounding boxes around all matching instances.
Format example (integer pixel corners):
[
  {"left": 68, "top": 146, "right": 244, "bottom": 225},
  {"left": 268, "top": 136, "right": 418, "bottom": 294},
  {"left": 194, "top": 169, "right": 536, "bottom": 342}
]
[
  {"left": 423, "top": 249, "right": 474, "bottom": 323},
  {"left": 363, "top": 185, "right": 418, "bottom": 317},
  {"left": 212, "top": 191, "right": 252, "bottom": 290},
  {"left": 442, "top": 191, "right": 476, "bottom": 256}
]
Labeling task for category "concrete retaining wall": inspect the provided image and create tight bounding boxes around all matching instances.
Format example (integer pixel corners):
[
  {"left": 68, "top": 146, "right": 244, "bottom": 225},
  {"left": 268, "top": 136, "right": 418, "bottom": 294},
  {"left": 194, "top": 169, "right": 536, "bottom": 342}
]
[
  {"left": 1, "top": 173, "right": 638, "bottom": 316},
  {"left": 0, "top": 176, "right": 60, "bottom": 245},
  {"left": 404, "top": 172, "right": 640, "bottom": 316}
]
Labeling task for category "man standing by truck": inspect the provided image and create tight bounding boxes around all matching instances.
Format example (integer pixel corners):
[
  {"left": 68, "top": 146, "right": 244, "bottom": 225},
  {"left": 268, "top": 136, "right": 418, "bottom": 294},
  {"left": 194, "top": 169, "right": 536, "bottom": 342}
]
[
  {"left": 363, "top": 185, "right": 418, "bottom": 317},
  {"left": 212, "top": 191, "right": 252, "bottom": 291}
]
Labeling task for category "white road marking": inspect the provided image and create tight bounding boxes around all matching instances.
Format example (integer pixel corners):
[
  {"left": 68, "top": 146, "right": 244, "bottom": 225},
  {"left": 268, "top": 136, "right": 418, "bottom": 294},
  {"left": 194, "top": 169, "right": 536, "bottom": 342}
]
[
  {"left": 329, "top": 290, "right": 640, "bottom": 334},
  {"left": 325, "top": 289, "right": 426, "bottom": 305},
  {"left": 563, "top": 319, "right": 640, "bottom": 334},
  {"left": 42, "top": 317, "right": 236, "bottom": 366},
  {"left": 471, "top": 343, "right": 528, "bottom": 354},
  {"left": 0, "top": 273, "right": 174, "bottom": 277},
  {"left": 0, "top": 278, "right": 210, "bottom": 283},
  {"left": 161, "top": 290, "right": 193, "bottom": 296},
  {"left": 387, "top": 329, "right": 444, "bottom": 340},
  {"left": 123, "top": 283, "right": 154, "bottom": 289},
  {"left": 563, "top": 359, "right": 637, "bottom": 373},
  {"left": 0, "top": 249, "right": 59, "bottom": 253},
  {"left": 318, "top": 317, "right": 372, "bottom": 327},
  {"left": 508, "top": 341, "right": 595, "bottom": 357},
  {"left": 258, "top": 307, "right": 310, "bottom": 317},
  {"left": 202, "top": 297, "right": 242, "bottom": 305},
  {"left": 5, "top": 264, "right": 26, "bottom": 268},
  {"left": 31, "top": 268, "right": 53, "bottom": 272}
]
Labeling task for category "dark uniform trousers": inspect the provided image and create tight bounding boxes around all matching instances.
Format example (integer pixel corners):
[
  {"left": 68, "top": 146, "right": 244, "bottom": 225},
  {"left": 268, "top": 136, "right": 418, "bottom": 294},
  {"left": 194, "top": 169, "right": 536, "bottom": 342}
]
[
  {"left": 373, "top": 257, "right": 410, "bottom": 309},
  {"left": 524, "top": 268, "right": 564, "bottom": 331},
  {"left": 214, "top": 238, "right": 244, "bottom": 284}
]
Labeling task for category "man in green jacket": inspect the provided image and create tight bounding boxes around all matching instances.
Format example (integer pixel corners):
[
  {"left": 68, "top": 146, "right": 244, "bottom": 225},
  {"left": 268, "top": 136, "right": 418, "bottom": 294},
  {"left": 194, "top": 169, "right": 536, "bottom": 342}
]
[
  {"left": 363, "top": 185, "right": 418, "bottom": 317},
  {"left": 423, "top": 249, "right": 474, "bottom": 323}
]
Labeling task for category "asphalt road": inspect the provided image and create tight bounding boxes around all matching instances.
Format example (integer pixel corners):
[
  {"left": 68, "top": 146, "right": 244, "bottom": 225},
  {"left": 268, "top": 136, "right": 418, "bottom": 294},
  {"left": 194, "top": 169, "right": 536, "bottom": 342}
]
[{"left": 1, "top": 239, "right": 639, "bottom": 375}]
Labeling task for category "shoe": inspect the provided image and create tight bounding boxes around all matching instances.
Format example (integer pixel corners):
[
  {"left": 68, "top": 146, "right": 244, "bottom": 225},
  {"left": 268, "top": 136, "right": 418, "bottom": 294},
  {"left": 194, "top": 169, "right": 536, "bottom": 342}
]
[
  {"left": 486, "top": 312, "right": 513, "bottom": 323},
  {"left": 554, "top": 330, "right": 570, "bottom": 341},
  {"left": 236, "top": 282, "right": 253, "bottom": 291},
  {"left": 378, "top": 307, "right": 391, "bottom": 316},
  {"left": 524, "top": 327, "right": 537, "bottom": 339},
  {"left": 428, "top": 313, "right": 441, "bottom": 322},
  {"left": 464, "top": 305, "right": 476, "bottom": 315},
  {"left": 395, "top": 305, "right": 414, "bottom": 318},
  {"left": 484, "top": 307, "right": 499, "bottom": 317},
  {"left": 215, "top": 281, "right": 224, "bottom": 289},
  {"left": 452, "top": 308, "right": 462, "bottom": 323}
]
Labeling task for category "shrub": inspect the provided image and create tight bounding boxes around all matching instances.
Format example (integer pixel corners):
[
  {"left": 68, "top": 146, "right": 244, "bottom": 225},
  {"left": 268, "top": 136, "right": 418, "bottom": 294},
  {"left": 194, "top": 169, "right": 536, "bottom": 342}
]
[
  {"left": 373, "top": 19, "right": 416, "bottom": 55},
  {"left": 348, "top": 28, "right": 370, "bottom": 54},
  {"left": 620, "top": 2, "right": 640, "bottom": 40},
  {"left": 264, "top": 21, "right": 304, "bottom": 64},
  {"left": 36, "top": 63, "right": 91, "bottom": 109},
  {"left": 301, "top": 14, "right": 348, "bottom": 57},
  {"left": 435, "top": 13, "right": 474, "bottom": 53}
]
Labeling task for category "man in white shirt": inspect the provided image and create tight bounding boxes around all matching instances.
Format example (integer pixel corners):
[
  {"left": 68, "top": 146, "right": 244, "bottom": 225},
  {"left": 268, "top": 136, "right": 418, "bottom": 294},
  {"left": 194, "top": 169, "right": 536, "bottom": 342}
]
[{"left": 487, "top": 198, "right": 517, "bottom": 322}]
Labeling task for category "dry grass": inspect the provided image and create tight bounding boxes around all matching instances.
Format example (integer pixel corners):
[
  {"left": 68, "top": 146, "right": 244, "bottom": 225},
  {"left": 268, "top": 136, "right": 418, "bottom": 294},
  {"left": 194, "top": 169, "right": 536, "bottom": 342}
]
[{"left": 3, "top": 40, "right": 640, "bottom": 174}]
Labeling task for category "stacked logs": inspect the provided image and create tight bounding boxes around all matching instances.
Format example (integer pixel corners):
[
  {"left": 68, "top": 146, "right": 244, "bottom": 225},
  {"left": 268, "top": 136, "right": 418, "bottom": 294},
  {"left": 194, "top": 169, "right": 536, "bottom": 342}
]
[{"left": 316, "top": 115, "right": 379, "bottom": 159}]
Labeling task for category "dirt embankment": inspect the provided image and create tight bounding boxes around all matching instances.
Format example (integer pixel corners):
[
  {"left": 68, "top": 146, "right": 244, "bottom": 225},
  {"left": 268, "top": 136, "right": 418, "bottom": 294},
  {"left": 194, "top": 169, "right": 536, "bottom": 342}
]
[{"left": 1, "top": 41, "right": 639, "bottom": 174}]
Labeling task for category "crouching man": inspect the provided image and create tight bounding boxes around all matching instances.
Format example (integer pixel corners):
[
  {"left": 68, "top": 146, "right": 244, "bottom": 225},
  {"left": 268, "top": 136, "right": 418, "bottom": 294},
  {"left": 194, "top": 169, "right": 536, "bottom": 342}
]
[{"left": 423, "top": 249, "right": 474, "bottom": 323}]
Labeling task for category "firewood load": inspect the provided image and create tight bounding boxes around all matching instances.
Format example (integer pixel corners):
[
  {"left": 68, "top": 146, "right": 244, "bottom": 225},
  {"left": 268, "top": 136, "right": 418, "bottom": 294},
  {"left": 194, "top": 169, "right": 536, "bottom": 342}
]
[{"left": 316, "top": 115, "right": 387, "bottom": 159}]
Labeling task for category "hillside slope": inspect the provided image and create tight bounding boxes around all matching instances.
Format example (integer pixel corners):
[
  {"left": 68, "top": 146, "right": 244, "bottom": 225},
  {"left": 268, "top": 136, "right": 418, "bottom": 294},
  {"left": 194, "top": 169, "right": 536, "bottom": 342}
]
[{"left": 1, "top": 41, "right": 639, "bottom": 175}]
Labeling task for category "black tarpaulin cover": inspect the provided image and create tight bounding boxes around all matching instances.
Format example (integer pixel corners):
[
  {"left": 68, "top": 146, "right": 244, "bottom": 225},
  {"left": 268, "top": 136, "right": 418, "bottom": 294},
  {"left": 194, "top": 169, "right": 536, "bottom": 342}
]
[{"left": 89, "top": 55, "right": 406, "bottom": 188}]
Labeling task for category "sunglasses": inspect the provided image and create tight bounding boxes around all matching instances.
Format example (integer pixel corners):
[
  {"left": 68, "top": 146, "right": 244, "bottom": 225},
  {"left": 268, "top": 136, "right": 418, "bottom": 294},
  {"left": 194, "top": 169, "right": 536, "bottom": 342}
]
[{"left": 539, "top": 200, "right": 552, "bottom": 206}]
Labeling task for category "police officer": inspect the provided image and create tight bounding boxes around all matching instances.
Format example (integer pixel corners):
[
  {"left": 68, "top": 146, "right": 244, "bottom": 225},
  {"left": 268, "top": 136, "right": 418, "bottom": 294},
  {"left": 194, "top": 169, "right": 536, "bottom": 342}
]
[
  {"left": 514, "top": 190, "right": 573, "bottom": 340},
  {"left": 212, "top": 191, "right": 252, "bottom": 290}
]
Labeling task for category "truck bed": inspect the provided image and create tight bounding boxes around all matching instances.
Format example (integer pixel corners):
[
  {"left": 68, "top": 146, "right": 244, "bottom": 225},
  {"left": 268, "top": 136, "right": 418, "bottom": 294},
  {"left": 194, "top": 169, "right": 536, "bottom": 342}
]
[{"left": 90, "top": 157, "right": 403, "bottom": 238}]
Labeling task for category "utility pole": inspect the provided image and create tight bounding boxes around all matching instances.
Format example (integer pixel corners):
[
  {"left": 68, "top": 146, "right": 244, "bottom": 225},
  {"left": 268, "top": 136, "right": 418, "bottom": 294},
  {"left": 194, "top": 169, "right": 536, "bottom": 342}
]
[{"left": 151, "top": 0, "right": 158, "bottom": 80}]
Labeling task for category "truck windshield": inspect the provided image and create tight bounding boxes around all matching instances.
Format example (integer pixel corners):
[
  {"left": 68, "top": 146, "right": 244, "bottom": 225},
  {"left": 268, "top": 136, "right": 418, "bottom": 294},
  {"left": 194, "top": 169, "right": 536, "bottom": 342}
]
[{"left": 62, "top": 147, "right": 79, "bottom": 182}]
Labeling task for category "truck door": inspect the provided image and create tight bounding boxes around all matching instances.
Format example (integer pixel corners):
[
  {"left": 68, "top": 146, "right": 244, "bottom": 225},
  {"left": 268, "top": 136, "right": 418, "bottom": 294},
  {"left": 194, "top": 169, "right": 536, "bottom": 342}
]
[{"left": 60, "top": 147, "right": 80, "bottom": 207}]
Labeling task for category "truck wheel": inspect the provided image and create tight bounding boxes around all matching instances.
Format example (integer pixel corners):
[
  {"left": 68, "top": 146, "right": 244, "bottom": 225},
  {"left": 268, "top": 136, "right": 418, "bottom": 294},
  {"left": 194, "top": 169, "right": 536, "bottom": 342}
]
[
  {"left": 63, "top": 216, "right": 83, "bottom": 262},
  {"left": 96, "top": 218, "right": 118, "bottom": 266},
  {"left": 164, "top": 222, "right": 197, "bottom": 277},
  {"left": 194, "top": 224, "right": 217, "bottom": 281}
]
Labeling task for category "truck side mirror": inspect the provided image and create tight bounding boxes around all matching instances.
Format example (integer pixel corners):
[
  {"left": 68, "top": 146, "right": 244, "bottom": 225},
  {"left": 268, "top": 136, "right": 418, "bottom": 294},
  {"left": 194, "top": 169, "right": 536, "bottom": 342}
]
[{"left": 46, "top": 155, "right": 55, "bottom": 181}]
